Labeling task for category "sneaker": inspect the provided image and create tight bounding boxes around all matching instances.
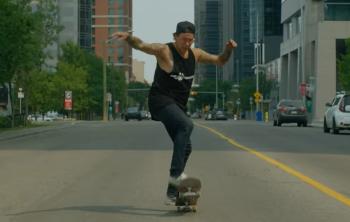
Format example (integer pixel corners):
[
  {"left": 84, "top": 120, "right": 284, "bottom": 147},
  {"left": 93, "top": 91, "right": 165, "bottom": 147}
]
[
  {"left": 169, "top": 172, "right": 188, "bottom": 187},
  {"left": 164, "top": 195, "right": 176, "bottom": 206}
]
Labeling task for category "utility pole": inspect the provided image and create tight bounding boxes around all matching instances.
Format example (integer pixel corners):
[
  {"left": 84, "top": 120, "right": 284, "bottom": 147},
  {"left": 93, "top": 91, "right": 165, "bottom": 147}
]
[{"left": 215, "top": 65, "right": 218, "bottom": 109}]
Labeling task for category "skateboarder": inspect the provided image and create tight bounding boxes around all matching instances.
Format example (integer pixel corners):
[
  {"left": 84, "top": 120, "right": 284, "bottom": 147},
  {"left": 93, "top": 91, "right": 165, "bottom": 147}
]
[{"left": 113, "top": 21, "right": 237, "bottom": 205}]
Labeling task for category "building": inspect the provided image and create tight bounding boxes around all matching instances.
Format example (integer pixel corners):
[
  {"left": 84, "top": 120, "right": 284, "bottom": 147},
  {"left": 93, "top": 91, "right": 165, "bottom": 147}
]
[
  {"left": 92, "top": 0, "right": 133, "bottom": 82},
  {"left": 280, "top": 0, "right": 350, "bottom": 122},
  {"left": 35, "top": 0, "right": 92, "bottom": 71},
  {"left": 80, "top": 0, "right": 93, "bottom": 51},
  {"left": 233, "top": 0, "right": 254, "bottom": 83},
  {"left": 194, "top": 0, "right": 224, "bottom": 82},
  {"left": 131, "top": 59, "right": 145, "bottom": 83}
]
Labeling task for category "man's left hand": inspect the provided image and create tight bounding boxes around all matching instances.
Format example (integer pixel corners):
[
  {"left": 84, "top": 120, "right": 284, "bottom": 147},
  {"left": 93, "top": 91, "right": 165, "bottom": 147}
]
[{"left": 226, "top": 39, "right": 238, "bottom": 49}]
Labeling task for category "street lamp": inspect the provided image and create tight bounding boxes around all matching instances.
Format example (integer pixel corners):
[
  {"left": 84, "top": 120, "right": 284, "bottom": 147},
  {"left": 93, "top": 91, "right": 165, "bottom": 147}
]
[
  {"left": 102, "top": 35, "right": 120, "bottom": 122},
  {"left": 215, "top": 65, "right": 218, "bottom": 109}
]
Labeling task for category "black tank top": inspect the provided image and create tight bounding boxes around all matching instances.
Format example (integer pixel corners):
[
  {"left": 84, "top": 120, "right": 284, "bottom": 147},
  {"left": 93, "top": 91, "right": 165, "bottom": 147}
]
[{"left": 148, "top": 43, "right": 195, "bottom": 119}]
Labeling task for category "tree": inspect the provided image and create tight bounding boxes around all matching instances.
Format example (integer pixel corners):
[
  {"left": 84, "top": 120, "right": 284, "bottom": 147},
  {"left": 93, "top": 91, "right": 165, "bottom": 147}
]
[
  {"left": 337, "top": 38, "right": 350, "bottom": 91},
  {"left": 59, "top": 42, "right": 127, "bottom": 119},
  {"left": 127, "top": 81, "right": 149, "bottom": 109},
  {"left": 0, "top": 0, "right": 60, "bottom": 126},
  {"left": 193, "top": 79, "right": 232, "bottom": 111},
  {"left": 52, "top": 62, "right": 88, "bottom": 118}
]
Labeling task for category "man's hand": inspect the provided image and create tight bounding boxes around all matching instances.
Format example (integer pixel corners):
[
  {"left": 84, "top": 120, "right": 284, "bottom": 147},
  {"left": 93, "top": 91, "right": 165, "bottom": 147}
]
[
  {"left": 226, "top": 39, "right": 238, "bottom": 49},
  {"left": 111, "top": 32, "right": 130, "bottom": 41}
]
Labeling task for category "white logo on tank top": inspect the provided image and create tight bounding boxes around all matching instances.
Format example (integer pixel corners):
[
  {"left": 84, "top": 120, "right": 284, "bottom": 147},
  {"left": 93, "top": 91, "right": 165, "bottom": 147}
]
[{"left": 170, "top": 72, "right": 194, "bottom": 82}]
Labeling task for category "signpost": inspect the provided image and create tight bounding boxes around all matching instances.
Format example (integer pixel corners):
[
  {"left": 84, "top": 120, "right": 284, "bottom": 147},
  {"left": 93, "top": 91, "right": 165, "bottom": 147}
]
[
  {"left": 64, "top": 91, "right": 72, "bottom": 111},
  {"left": 17, "top": 88, "right": 24, "bottom": 115}
]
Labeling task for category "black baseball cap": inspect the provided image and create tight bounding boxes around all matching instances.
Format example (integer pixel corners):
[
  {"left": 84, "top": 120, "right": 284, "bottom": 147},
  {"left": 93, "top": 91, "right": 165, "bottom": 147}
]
[{"left": 174, "top": 21, "right": 195, "bottom": 35}]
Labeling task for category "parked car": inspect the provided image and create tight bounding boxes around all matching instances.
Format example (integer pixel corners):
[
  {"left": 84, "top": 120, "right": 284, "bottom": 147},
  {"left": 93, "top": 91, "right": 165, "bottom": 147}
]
[
  {"left": 205, "top": 110, "right": 228, "bottom": 120},
  {"left": 273, "top": 99, "right": 307, "bottom": 127},
  {"left": 124, "top": 107, "right": 142, "bottom": 121},
  {"left": 190, "top": 112, "right": 202, "bottom": 119},
  {"left": 323, "top": 92, "right": 350, "bottom": 134}
]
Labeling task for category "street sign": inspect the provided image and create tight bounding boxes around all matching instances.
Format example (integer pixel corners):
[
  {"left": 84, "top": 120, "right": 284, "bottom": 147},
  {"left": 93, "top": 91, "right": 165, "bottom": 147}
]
[
  {"left": 18, "top": 88, "right": 24, "bottom": 99},
  {"left": 64, "top": 91, "right": 72, "bottom": 110},
  {"left": 254, "top": 91, "right": 262, "bottom": 103},
  {"left": 18, "top": 92, "right": 24, "bottom": 99}
]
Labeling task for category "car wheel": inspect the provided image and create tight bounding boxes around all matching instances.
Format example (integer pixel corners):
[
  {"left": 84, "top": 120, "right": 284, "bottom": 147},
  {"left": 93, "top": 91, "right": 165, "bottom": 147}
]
[
  {"left": 323, "top": 118, "right": 330, "bottom": 133},
  {"left": 277, "top": 118, "right": 282, "bottom": 127},
  {"left": 273, "top": 119, "right": 277, "bottom": 126},
  {"left": 297, "top": 123, "right": 302, "bottom": 127},
  {"left": 332, "top": 118, "right": 339, "bottom": 134},
  {"left": 303, "top": 121, "right": 307, "bottom": 127},
  {"left": 125, "top": 117, "right": 129, "bottom": 121}
]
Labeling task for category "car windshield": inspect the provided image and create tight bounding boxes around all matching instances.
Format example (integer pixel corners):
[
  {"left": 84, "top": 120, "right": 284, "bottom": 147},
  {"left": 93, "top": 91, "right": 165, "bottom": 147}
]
[
  {"left": 127, "top": 107, "right": 138, "bottom": 112},
  {"left": 280, "top": 100, "right": 303, "bottom": 107}
]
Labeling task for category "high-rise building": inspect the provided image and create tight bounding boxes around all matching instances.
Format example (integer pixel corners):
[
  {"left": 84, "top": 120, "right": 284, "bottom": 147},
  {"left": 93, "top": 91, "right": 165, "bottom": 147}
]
[
  {"left": 233, "top": 0, "right": 254, "bottom": 83},
  {"left": 92, "top": 0, "right": 133, "bottom": 82},
  {"left": 195, "top": 0, "right": 224, "bottom": 82},
  {"left": 80, "top": 0, "right": 92, "bottom": 51},
  {"left": 249, "top": 0, "right": 282, "bottom": 64},
  {"left": 35, "top": 1, "right": 93, "bottom": 71}
]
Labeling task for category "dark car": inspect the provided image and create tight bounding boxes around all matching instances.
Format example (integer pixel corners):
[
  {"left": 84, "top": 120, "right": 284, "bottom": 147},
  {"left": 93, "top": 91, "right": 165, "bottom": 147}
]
[
  {"left": 214, "top": 110, "right": 228, "bottom": 120},
  {"left": 273, "top": 99, "right": 307, "bottom": 127},
  {"left": 124, "top": 107, "right": 142, "bottom": 121},
  {"left": 205, "top": 110, "right": 228, "bottom": 120}
]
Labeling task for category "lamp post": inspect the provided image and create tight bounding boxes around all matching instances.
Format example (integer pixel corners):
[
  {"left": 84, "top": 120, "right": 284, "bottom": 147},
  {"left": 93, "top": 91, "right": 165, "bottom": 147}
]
[
  {"left": 215, "top": 65, "right": 218, "bottom": 109},
  {"left": 102, "top": 35, "right": 120, "bottom": 122},
  {"left": 102, "top": 47, "right": 107, "bottom": 122}
]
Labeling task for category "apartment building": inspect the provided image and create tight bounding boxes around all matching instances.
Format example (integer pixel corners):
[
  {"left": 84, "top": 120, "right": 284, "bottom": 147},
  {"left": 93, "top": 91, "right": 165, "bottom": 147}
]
[{"left": 92, "top": 0, "right": 132, "bottom": 82}]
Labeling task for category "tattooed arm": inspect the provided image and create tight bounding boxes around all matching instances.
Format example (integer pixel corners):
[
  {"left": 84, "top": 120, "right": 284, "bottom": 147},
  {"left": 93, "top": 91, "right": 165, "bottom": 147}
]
[{"left": 193, "top": 39, "right": 237, "bottom": 66}]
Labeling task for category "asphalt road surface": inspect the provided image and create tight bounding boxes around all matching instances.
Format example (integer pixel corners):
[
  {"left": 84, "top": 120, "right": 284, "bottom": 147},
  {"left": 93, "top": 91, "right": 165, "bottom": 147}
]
[{"left": 0, "top": 120, "right": 349, "bottom": 222}]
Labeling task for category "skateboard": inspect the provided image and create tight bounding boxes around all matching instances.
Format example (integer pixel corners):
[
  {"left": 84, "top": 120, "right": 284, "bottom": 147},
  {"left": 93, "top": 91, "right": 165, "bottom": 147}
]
[{"left": 175, "top": 177, "right": 201, "bottom": 212}]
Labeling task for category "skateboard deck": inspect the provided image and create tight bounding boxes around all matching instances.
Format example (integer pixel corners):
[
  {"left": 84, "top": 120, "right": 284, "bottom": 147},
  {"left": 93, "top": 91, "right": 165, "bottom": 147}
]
[{"left": 175, "top": 177, "right": 201, "bottom": 212}]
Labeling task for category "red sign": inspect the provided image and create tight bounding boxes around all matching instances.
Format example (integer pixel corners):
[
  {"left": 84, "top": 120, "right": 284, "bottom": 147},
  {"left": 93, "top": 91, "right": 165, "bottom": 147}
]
[
  {"left": 64, "top": 91, "right": 72, "bottom": 110},
  {"left": 64, "top": 99, "right": 72, "bottom": 110},
  {"left": 114, "top": 101, "right": 120, "bottom": 113}
]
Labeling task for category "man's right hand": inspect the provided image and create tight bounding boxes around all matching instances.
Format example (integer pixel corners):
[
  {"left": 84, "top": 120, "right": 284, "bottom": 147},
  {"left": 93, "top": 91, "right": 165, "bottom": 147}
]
[{"left": 111, "top": 32, "right": 130, "bottom": 41}]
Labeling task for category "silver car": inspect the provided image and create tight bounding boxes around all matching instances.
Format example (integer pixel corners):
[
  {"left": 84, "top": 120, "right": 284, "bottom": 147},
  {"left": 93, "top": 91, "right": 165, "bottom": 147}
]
[{"left": 324, "top": 92, "right": 350, "bottom": 134}]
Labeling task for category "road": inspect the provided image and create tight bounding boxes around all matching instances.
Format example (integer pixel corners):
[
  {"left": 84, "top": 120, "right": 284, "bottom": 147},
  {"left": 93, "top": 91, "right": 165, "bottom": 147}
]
[{"left": 0, "top": 120, "right": 349, "bottom": 222}]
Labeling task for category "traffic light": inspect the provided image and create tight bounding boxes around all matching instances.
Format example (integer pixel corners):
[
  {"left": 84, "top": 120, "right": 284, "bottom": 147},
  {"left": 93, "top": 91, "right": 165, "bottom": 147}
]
[{"left": 190, "top": 91, "right": 198, "bottom": 96}]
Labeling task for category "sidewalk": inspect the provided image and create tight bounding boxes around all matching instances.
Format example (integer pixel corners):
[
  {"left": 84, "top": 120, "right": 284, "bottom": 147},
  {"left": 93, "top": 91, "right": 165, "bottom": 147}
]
[{"left": 0, "top": 121, "right": 75, "bottom": 141}]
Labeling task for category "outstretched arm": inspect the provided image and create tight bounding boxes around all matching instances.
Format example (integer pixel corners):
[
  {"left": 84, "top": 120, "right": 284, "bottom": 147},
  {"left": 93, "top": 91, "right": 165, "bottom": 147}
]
[
  {"left": 111, "top": 32, "right": 166, "bottom": 56},
  {"left": 195, "top": 39, "right": 237, "bottom": 66}
]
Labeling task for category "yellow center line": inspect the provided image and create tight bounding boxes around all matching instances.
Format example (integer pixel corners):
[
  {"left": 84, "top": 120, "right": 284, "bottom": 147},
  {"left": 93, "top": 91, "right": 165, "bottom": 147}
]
[{"left": 195, "top": 122, "right": 350, "bottom": 208}]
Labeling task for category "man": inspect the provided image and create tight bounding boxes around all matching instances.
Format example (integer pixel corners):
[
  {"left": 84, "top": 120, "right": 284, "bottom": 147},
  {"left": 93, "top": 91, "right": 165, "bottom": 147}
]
[{"left": 113, "top": 21, "right": 237, "bottom": 205}]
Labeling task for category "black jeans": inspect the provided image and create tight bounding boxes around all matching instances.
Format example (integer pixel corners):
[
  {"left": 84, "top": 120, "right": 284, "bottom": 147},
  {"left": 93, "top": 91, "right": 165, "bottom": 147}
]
[{"left": 157, "top": 104, "right": 193, "bottom": 178}]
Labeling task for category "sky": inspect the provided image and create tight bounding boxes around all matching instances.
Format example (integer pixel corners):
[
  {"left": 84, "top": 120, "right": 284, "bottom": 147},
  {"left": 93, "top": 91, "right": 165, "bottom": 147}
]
[{"left": 132, "top": 0, "right": 194, "bottom": 83}]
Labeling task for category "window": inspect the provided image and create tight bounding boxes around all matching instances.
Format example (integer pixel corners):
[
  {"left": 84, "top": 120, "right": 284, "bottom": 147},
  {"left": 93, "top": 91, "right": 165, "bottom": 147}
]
[
  {"left": 117, "top": 47, "right": 124, "bottom": 63},
  {"left": 325, "top": 1, "right": 350, "bottom": 21}
]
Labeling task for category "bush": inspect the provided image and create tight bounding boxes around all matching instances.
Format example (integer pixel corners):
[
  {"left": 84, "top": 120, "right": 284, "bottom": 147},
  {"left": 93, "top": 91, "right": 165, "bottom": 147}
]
[{"left": 0, "top": 116, "right": 11, "bottom": 128}]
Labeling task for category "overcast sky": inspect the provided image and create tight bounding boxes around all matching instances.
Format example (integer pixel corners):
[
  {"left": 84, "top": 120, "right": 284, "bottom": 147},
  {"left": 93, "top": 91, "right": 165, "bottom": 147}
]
[{"left": 133, "top": 0, "right": 194, "bottom": 83}]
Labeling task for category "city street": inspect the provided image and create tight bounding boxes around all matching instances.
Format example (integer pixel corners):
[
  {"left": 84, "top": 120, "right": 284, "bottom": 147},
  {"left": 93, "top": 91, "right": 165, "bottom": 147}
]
[{"left": 0, "top": 120, "right": 350, "bottom": 222}]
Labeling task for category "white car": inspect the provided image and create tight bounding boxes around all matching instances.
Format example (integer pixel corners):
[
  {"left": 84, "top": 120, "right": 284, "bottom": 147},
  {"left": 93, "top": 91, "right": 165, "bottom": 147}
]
[{"left": 324, "top": 92, "right": 350, "bottom": 134}]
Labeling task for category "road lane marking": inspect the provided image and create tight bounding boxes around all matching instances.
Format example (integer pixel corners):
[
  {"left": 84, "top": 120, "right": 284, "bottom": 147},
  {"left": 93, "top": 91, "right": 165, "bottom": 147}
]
[{"left": 195, "top": 122, "right": 350, "bottom": 208}]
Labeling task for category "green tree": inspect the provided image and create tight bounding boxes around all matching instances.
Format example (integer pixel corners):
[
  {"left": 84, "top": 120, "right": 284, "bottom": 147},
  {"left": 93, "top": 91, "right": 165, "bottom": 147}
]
[
  {"left": 193, "top": 79, "right": 232, "bottom": 111},
  {"left": 0, "top": 0, "right": 60, "bottom": 126},
  {"left": 337, "top": 38, "right": 350, "bottom": 91},
  {"left": 52, "top": 62, "right": 88, "bottom": 118},
  {"left": 60, "top": 42, "right": 127, "bottom": 119},
  {"left": 127, "top": 81, "right": 149, "bottom": 109},
  {"left": 26, "top": 69, "right": 55, "bottom": 114},
  {"left": 108, "top": 67, "right": 127, "bottom": 113}
]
